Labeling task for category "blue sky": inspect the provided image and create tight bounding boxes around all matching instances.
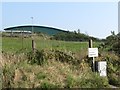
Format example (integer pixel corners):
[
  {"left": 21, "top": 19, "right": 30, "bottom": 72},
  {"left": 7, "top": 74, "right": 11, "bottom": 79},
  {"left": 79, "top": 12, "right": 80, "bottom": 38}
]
[{"left": 2, "top": 2, "right": 118, "bottom": 39}]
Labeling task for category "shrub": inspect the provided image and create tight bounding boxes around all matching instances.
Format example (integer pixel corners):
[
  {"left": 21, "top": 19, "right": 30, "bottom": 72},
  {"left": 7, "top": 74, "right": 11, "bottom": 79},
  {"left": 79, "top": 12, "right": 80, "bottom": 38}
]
[
  {"left": 27, "top": 49, "right": 79, "bottom": 65},
  {"left": 103, "top": 33, "right": 120, "bottom": 55},
  {"left": 95, "top": 53, "right": 120, "bottom": 87},
  {"left": 108, "top": 74, "right": 120, "bottom": 87},
  {"left": 104, "top": 54, "right": 120, "bottom": 86},
  {"left": 54, "top": 50, "right": 78, "bottom": 65},
  {"left": 27, "top": 50, "right": 47, "bottom": 65}
]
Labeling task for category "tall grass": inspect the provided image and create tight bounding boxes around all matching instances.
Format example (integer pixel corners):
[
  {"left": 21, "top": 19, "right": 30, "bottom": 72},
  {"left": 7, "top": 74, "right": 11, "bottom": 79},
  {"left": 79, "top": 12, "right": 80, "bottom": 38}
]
[
  {"left": 2, "top": 50, "right": 110, "bottom": 88},
  {"left": 2, "top": 36, "right": 109, "bottom": 88}
]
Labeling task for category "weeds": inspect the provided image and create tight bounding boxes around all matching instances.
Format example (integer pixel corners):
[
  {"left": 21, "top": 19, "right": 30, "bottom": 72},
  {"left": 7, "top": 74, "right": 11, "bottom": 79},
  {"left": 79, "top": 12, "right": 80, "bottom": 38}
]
[
  {"left": 36, "top": 72, "right": 46, "bottom": 80},
  {"left": 40, "top": 81, "right": 59, "bottom": 88},
  {"left": 2, "top": 36, "right": 119, "bottom": 88},
  {"left": 2, "top": 51, "right": 111, "bottom": 88},
  {"left": 27, "top": 50, "right": 47, "bottom": 65},
  {"left": 27, "top": 49, "right": 79, "bottom": 66}
]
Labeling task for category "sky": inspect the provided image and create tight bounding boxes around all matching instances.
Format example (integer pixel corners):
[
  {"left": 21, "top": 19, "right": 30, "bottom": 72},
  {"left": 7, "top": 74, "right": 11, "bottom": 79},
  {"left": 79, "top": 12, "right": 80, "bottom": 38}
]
[{"left": 1, "top": 1, "right": 119, "bottom": 39}]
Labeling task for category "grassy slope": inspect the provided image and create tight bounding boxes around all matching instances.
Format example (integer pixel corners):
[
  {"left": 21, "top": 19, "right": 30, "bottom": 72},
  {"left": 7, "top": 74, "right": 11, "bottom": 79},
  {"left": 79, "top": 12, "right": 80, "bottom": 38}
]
[
  {"left": 2, "top": 36, "right": 112, "bottom": 88},
  {"left": 2, "top": 51, "right": 109, "bottom": 88}
]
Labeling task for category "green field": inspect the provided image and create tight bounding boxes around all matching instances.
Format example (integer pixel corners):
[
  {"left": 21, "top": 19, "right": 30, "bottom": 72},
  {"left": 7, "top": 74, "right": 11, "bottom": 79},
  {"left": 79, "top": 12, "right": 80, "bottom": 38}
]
[{"left": 2, "top": 36, "right": 100, "bottom": 53}]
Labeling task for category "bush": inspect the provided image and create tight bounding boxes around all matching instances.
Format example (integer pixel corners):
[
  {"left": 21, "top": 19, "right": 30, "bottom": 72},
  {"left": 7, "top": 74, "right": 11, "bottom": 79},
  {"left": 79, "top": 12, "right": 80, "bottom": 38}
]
[
  {"left": 54, "top": 50, "right": 78, "bottom": 65},
  {"left": 103, "top": 33, "right": 120, "bottom": 55},
  {"left": 104, "top": 54, "right": 120, "bottom": 86},
  {"left": 27, "top": 50, "right": 47, "bottom": 65},
  {"left": 27, "top": 49, "right": 79, "bottom": 65},
  {"left": 108, "top": 74, "right": 120, "bottom": 87},
  {"left": 96, "top": 53, "right": 120, "bottom": 87}
]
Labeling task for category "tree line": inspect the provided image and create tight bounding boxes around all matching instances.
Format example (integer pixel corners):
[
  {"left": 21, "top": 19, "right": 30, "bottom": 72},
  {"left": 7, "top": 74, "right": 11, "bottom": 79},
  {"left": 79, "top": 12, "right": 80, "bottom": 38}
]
[{"left": 52, "top": 31, "right": 100, "bottom": 42}]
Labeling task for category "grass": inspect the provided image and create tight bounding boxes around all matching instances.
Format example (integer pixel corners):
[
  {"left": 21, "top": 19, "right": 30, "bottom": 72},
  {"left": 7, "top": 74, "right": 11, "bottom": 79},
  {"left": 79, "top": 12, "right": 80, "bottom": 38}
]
[
  {"left": 2, "top": 52, "right": 110, "bottom": 88},
  {"left": 2, "top": 37, "right": 31, "bottom": 53},
  {"left": 2, "top": 36, "right": 100, "bottom": 54},
  {"left": 2, "top": 36, "right": 110, "bottom": 88}
]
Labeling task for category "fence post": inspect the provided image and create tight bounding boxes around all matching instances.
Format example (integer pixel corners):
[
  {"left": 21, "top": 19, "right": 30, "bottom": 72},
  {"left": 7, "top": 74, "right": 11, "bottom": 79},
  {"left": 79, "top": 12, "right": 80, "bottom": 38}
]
[
  {"left": 32, "top": 39, "right": 35, "bottom": 52},
  {"left": 89, "top": 39, "right": 95, "bottom": 72},
  {"left": 89, "top": 39, "right": 93, "bottom": 48}
]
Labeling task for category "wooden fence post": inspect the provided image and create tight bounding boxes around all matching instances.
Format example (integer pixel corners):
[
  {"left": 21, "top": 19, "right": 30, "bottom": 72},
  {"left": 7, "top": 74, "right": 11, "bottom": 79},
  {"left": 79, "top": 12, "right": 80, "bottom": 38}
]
[
  {"left": 89, "top": 39, "right": 93, "bottom": 48},
  {"left": 89, "top": 39, "right": 95, "bottom": 72},
  {"left": 32, "top": 39, "right": 35, "bottom": 52}
]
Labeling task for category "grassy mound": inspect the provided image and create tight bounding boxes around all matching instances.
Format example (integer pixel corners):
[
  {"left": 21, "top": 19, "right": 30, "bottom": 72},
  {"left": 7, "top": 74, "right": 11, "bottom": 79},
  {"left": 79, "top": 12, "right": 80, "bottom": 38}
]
[{"left": 2, "top": 49, "right": 110, "bottom": 88}]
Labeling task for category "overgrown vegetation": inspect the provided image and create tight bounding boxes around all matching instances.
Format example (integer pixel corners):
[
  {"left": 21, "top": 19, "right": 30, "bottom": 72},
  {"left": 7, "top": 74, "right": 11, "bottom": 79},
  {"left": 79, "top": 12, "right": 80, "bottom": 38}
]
[
  {"left": 98, "top": 32, "right": 120, "bottom": 87},
  {"left": 1, "top": 32, "right": 120, "bottom": 88},
  {"left": 103, "top": 32, "right": 120, "bottom": 56},
  {"left": 52, "top": 32, "right": 100, "bottom": 42},
  {"left": 27, "top": 49, "right": 80, "bottom": 66},
  {"left": 2, "top": 50, "right": 110, "bottom": 88}
]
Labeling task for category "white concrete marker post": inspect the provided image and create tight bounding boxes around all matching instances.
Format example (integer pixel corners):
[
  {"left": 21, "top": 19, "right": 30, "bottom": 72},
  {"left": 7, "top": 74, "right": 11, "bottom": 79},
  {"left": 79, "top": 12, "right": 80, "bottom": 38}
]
[{"left": 98, "top": 61, "right": 107, "bottom": 77}]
